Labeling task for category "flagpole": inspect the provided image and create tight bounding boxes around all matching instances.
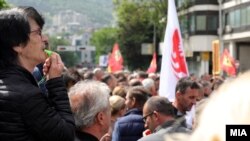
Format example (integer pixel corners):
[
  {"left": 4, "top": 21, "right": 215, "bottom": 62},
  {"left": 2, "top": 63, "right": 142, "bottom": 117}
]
[{"left": 153, "top": 22, "right": 156, "bottom": 54}]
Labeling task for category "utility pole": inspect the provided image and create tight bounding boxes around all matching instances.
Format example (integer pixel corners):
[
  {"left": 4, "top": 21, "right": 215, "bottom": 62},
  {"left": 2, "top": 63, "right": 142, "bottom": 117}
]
[{"left": 218, "top": 0, "right": 223, "bottom": 76}]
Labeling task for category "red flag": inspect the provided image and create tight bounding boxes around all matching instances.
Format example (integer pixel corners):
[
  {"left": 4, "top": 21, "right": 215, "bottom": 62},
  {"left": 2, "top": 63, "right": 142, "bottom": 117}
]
[
  {"left": 159, "top": 0, "right": 189, "bottom": 101},
  {"left": 108, "top": 43, "right": 123, "bottom": 72},
  {"left": 221, "top": 48, "right": 236, "bottom": 76},
  {"left": 147, "top": 52, "right": 157, "bottom": 73}
]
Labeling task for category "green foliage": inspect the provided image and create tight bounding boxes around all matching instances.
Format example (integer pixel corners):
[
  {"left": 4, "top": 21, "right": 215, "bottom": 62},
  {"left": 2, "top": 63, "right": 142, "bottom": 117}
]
[
  {"left": 0, "top": 0, "right": 9, "bottom": 9},
  {"left": 48, "top": 36, "right": 80, "bottom": 67},
  {"left": 90, "top": 27, "right": 118, "bottom": 64},
  {"left": 113, "top": 0, "right": 168, "bottom": 70}
]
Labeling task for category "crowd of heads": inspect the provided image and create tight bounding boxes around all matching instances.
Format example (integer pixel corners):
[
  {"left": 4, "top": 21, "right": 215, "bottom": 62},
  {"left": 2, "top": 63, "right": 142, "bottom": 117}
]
[
  {"left": 61, "top": 65, "right": 228, "bottom": 141},
  {"left": 1, "top": 5, "right": 249, "bottom": 141}
]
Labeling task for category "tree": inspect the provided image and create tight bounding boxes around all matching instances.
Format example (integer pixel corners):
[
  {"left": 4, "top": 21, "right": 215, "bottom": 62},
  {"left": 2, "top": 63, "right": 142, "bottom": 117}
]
[
  {"left": 90, "top": 27, "right": 118, "bottom": 64},
  {"left": 113, "top": 0, "right": 168, "bottom": 70},
  {"left": 0, "top": 0, "right": 9, "bottom": 9}
]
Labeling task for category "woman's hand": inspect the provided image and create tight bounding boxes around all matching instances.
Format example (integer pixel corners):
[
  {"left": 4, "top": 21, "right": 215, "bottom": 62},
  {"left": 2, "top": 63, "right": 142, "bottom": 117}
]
[{"left": 43, "top": 52, "right": 64, "bottom": 80}]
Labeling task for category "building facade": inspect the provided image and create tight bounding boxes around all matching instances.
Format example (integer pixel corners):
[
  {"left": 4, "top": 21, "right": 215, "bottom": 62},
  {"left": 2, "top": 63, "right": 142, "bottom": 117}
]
[
  {"left": 222, "top": 0, "right": 250, "bottom": 73},
  {"left": 177, "top": 0, "right": 250, "bottom": 76},
  {"left": 177, "top": 0, "right": 219, "bottom": 76}
]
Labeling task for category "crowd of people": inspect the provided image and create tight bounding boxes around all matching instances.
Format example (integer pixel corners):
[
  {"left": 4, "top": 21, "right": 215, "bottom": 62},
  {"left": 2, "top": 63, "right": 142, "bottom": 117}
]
[{"left": 1, "top": 6, "right": 249, "bottom": 141}]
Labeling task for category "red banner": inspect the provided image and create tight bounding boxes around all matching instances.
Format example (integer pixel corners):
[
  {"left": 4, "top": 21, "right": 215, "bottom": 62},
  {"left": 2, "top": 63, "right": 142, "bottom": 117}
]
[
  {"left": 147, "top": 52, "right": 157, "bottom": 73},
  {"left": 221, "top": 48, "right": 236, "bottom": 76},
  {"left": 108, "top": 43, "right": 123, "bottom": 72}
]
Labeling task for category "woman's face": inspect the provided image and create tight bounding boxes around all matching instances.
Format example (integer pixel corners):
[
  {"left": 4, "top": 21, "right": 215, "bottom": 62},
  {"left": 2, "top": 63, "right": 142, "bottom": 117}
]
[{"left": 17, "top": 18, "right": 48, "bottom": 71}]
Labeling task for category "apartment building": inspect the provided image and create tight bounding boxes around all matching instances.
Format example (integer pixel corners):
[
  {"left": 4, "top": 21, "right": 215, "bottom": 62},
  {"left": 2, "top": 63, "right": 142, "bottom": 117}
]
[
  {"left": 223, "top": 0, "right": 250, "bottom": 73},
  {"left": 177, "top": 0, "right": 250, "bottom": 75},
  {"left": 177, "top": 0, "right": 219, "bottom": 76}
]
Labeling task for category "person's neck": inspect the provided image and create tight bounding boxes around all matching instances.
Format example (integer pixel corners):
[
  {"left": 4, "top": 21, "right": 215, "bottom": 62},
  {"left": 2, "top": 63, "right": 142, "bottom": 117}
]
[
  {"left": 172, "top": 101, "right": 185, "bottom": 114},
  {"left": 82, "top": 126, "right": 102, "bottom": 140},
  {"left": 18, "top": 58, "right": 36, "bottom": 73},
  {"left": 111, "top": 115, "right": 118, "bottom": 123}
]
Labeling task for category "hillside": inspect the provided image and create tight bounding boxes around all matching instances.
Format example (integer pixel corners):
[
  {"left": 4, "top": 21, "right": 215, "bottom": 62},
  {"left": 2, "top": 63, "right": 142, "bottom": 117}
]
[{"left": 6, "top": 0, "right": 114, "bottom": 26}]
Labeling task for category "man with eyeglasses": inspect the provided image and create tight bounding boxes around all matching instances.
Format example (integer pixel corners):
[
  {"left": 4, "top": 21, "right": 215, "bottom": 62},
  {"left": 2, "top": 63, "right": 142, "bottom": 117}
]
[{"left": 138, "top": 96, "right": 190, "bottom": 141}]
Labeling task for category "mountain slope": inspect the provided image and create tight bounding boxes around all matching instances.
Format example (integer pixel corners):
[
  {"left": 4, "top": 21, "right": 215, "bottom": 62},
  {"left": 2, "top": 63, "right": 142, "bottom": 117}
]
[{"left": 6, "top": 0, "right": 114, "bottom": 26}]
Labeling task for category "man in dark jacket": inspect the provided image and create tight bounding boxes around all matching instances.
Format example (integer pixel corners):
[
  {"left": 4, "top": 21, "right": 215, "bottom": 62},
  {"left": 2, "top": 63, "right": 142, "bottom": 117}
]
[
  {"left": 112, "top": 86, "right": 149, "bottom": 141},
  {"left": 0, "top": 7, "right": 75, "bottom": 141},
  {"left": 138, "top": 96, "right": 190, "bottom": 141},
  {"left": 68, "top": 81, "right": 111, "bottom": 141}
]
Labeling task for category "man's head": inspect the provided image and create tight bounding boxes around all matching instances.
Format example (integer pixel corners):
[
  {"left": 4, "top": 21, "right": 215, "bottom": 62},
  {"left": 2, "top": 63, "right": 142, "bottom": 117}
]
[
  {"left": 101, "top": 73, "right": 117, "bottom": 91},
  {"left": 174, "top": 77, "right": 200, "bottom": 114},
  {"left": 68, "top": 80, "right": 111, "bottom": 140},
  {"left": 201, "top": 80, "right": 212, "bottom": 97},
  {"left": 125, "top": 86, "right": 149, "bottom": 111},
  {"left": 93, "top": 68, "right": 104, "bottom": 81},
  {"left": 128, "top": 78, "right": 142, "bottom": 87},
  {"left": 143, "top": 96, "right": 175, "bottom": 132},
  {"left": 142, "top": 78, "right": 157, "bottom": 96}
]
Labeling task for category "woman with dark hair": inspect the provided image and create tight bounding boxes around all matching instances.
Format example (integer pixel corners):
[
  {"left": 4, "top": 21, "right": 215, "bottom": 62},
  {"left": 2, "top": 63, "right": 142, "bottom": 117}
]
[{"left": 0, "top": 7, "right": 74, "bottom": 141}]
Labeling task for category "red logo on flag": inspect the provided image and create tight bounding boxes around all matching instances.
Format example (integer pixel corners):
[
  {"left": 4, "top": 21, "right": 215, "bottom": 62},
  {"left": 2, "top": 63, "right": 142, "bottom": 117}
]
[{"left": 171, "top": 29, "right": 188, "bottom": 79}]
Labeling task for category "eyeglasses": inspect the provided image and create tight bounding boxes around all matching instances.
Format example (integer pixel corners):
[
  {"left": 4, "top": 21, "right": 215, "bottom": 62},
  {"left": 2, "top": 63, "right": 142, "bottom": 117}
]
[
  {"left": 142, "top": 111, "right": 154, "bottom": 122},
  {"left": 30, "top": 28, "right": 42, "bottom": 36}
]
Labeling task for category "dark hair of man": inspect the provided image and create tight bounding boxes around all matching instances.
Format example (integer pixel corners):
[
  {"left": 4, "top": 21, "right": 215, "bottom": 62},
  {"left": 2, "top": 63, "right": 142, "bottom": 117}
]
[
  {"left": 146, "top": 96, "right": 175, "bottom": 117},
  {"left": 175, "top": 77, "right": 200, "bottom": 94},
  {"left": 83, "top": 71, "right": 94, "bottom": 80},
  {"left": 18, "top": 6, "right": 45, "bottom": 29},
  {"left": 63, "top": 68, "right": 83, "bottom": 86},
  {"left": 101, "top": 74, "right": 112, "bottom": 84},
  {"left": 129, "top": 79, "right": 142, "bottom": 87},
  {"left": 0, "top": 8, "right": 30, "bottom": 68},
  {"left": 127, "top": 86, "right": 149, "bottom": 109},
  {"left": 138, "top": 71, "right": 148, "bottom": 79}
]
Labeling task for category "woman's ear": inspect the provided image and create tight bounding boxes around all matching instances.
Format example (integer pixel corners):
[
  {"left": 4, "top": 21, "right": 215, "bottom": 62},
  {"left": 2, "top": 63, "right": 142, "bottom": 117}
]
[{"left": 13, "top": 46, "right": 23, "bottom": 54}]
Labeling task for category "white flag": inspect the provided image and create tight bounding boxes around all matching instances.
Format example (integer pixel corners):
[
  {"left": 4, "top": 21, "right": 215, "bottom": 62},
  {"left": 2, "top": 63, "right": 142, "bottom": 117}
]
[{"left": 159, "top": 0, "right": 189, "bottom": 102}]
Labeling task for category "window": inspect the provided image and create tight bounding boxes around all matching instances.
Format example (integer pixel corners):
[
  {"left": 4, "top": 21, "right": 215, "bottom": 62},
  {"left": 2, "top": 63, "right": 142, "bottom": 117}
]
[
  {"left": 196, "top": 15, "right": 206, "bottom": 31},
  {"left": 225, "top": 13, "right": 230, "bottom": 26},
  {"left": 229, "top": 12, "right": 235, "bottom": 27},
  {"left": 183, "top": 12, "right": 218, "bottom": 35},
  {"left": 207, "top": 15, "right": 218, "bottom": 30},
  {"left": 241, "top": 8, "right": 247, "bottom": 26},
  {"left": 190, "top": 15, "right": 196, "bottom": 33},
  {"left": 234, "top": 9, "right": 241, "bottom": 27},
  {"left": 180, "top": 15, "right": 188, "bottom": 35},
  {"left": 247, "top": 7, "right": 250, "bottom": 25}
]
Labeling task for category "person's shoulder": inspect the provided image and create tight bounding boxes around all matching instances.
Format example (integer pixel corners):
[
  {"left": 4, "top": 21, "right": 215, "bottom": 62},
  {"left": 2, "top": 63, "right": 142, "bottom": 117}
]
[
  {"left": 117, "top": 113, "right": 143, "bottom": 123},
  {"left": 138, "top": 133, "right": 165, "bottom": 141}
]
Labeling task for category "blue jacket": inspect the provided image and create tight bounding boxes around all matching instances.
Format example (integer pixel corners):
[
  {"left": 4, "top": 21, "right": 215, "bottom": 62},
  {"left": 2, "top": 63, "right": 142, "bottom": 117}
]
[{"left": 112, "top": 108, "right": 145, "bottom": 141}]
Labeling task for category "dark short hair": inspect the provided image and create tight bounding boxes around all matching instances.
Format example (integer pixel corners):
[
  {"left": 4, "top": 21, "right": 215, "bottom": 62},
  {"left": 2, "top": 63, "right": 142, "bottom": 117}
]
[
  {"left": 175, "top": 77, "right": 200, "bottom": 94},
  {"left": 101, "top": 74, "right": 112, "bottom": 84},
  {"left": 18, "top": 6, "right": 44, "bottom": 28},
  {"left": 127, "top": 86, "right": 149, "bottom": 109},
  {"left": 146, "top": 96, "right": 174, "bottom": 117},
  {"left": 0, "top": 8, "right": 30, "bottom": 68},
  {"left": 0, "top": 7, "right": 44, "bottom": 69}
]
